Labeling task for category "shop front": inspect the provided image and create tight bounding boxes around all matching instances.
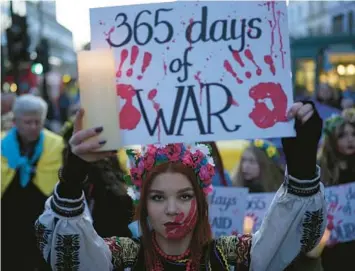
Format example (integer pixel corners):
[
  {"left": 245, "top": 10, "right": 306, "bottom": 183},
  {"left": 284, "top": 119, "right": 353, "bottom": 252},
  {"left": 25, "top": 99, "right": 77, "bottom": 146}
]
[{"left": 290, "top": 35, "right": 355, "bottom": 98}]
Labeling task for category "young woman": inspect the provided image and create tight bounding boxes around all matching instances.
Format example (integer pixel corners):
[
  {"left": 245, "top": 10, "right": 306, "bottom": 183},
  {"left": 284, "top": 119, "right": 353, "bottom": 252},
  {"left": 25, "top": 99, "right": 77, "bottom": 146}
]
[
  {"left": 232, "top": 139, "right": 284, "bottom": 192},
  {"left": 318, "top": 108, "right": 355, "bottom": 271},
  {"left": 232, "top": 140, "right": 324, "bottom": 271},
  {"left": 318, "top": 108, "right": 355, "bottom": 186},
  {"left": 35, "top": 102, "right": 326, "bottom": 270}
]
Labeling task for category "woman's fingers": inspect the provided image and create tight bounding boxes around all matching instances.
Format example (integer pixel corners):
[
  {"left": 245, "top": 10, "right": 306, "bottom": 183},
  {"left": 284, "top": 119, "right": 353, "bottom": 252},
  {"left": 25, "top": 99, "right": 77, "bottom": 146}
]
[
  {"left": 301, "top": 110, "right": 313, "bottom": 124},
  {"left": 287, "top": 102, "right": 303, "bottom": 119},
  {"left": 71, "top": 137, "right": 106, "bottom": 155},
  {"left": 296, "top": 103, "right": 313, "bottom": 119},
  {"left": 287, "top": 102, "right": 314, "bottom": 124},
  {"left": 73, "top": 108, "right": 84, "bottom": 134},
  {"left": 69, "top": 126, "right": 103, "bottom": 146}
]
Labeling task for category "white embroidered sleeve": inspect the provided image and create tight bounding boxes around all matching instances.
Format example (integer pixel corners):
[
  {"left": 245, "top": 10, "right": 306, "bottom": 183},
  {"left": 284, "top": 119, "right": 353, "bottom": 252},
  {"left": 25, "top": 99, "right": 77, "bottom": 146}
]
[
  {"left": 34, "top": 183, "right": 113, "bottom": 271},
  {"left": 249, "top": 166, "right": 327, "bottom": 271}
]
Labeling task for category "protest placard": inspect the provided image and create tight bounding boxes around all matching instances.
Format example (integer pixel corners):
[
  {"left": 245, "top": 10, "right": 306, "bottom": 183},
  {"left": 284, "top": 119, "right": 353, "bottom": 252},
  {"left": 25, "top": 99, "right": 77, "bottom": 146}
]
[
  {"left": 324, "top": 182, "right": 355, "bottom": 244},
  {"left": 208, "top": 186, "right": 248, "bottom": 237},
  {"left": 89, "top": 1, "right": 295, "bottom": 147},
  {"left": 246, "top": 192, "right": 275, "bottom": 232}
]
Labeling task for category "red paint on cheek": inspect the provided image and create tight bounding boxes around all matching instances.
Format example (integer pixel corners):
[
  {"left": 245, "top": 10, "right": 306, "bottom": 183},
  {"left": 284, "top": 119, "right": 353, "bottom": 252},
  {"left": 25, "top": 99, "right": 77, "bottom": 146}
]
[{"left": 165, "top": 199, "right": 197, "bottom": 240}]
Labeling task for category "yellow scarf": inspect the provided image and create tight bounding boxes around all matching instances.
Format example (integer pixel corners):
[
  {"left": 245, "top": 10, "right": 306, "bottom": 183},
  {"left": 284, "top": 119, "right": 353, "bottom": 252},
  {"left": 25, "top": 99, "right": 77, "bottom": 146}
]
[{"left": 1, "top": 129, "right": 64, "bottom": 197}]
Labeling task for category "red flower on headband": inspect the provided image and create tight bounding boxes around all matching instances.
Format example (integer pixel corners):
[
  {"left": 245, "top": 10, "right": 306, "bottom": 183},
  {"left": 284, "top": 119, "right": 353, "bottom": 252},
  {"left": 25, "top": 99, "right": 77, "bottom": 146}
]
[
  {"left": 206, "top": 163, "right": 215, "bottom": 178},
  {"left": 163, "top": 144, "right": 182, "bottom": 162},
  {"left": 192, "top": 150, "right": 204, "bottom": 166},
  {"left": 130, "top": 167, "right": 143, "bottom": 186},
  {"left": 199, "top": 164, "right": 215, "bottom": 183},
  {"left": 182, "top": 151, "right": 194, "bottom": 167},
  {"left": 147, "top": 145, "right": 157, "bottom": 156},
  {"left": 144, "top": 154, "right": 155, "bottom": 170}
]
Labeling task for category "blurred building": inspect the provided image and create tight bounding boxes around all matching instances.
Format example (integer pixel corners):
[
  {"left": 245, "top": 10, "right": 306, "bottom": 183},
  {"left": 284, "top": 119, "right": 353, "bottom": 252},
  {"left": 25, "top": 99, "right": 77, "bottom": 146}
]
[
  {"left": 1, "top": 0, "right": 77, "bottom": 94},
  {"left": 288, "top": 1, "right": 355, "bottom": 96}
]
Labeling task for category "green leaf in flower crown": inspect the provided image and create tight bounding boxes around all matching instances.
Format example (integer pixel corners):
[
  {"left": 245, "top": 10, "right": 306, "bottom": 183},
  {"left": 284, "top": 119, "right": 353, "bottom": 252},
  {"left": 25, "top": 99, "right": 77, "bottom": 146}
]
[{"left": 124, "top": 175, "right": 133, "bottom": 186}]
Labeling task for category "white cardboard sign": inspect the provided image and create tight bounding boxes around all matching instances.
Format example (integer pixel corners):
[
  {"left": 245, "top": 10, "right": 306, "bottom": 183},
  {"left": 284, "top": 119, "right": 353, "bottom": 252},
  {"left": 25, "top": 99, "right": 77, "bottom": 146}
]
[{"left": 90, "top": 1, "right": 295, "bottom": 146}]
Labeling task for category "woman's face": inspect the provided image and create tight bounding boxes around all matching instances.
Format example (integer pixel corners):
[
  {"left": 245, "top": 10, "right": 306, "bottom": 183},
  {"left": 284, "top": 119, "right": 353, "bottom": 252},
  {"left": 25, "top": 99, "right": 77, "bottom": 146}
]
[
  {"left": 147, "top": 172, "right": 197, "bottom": 240},
  {"left": 337, "top": 124, "right": 355, "bottom": 156},
  {"left": 241, "top": 150, "right": 260, "bottom": 181},
  {"left": 318, "top": 85, "right": 333, "bottom": 101}
]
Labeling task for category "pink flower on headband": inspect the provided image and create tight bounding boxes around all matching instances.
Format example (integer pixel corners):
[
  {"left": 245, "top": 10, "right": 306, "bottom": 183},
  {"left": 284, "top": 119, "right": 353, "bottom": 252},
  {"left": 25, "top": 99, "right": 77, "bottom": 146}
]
[
  {"left": 182, "top": 152, "right": 194, "bottom": 167},
  {"left": 130, "top": 167, "right": 143, "bottom": 185},
  {"left": 206, "top": 163, "right": 215, "bottom": 178},
  {"left": 147, "top": 145, "right": 157, "bottom": 156},
  {"left": 199, "top": 165, "right": 211, "bottom": 181},
  {"left": 203, "top": 184, "right": 213, "bottom": 195},
  {"left": 163, "top": 144, "right": 182, "bottom": 162},
  {"left": 192, "top": 150, "right": 204, "bottom": 166},
  {"left": 144, "top": 154, "right": 155, "bottom": 170}
]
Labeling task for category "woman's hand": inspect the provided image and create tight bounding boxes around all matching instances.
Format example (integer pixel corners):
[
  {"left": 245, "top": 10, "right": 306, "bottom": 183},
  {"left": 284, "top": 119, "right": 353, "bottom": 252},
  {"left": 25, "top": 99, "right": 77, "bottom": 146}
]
[
  {"left": 69, "top": 108, "right": 116, "bottom": 162},
  {"left": 282, "top": 101, "right": 322, "bottom": 179}
]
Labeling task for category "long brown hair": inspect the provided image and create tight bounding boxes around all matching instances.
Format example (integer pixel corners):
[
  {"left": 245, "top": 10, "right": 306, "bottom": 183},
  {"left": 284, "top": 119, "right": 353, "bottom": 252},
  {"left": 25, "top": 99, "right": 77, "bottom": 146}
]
[
  {"left": 319, "top": 120, "right": 355, "bottom": 186},
  {"left": 200, "top": 141, "right": 227, "bottom": 186},
  {"left": 232, "top": 146, "right": 283, "bottom": 192},
  {"left": 135, "top": 162, "right": 212, "bottom": 269}
]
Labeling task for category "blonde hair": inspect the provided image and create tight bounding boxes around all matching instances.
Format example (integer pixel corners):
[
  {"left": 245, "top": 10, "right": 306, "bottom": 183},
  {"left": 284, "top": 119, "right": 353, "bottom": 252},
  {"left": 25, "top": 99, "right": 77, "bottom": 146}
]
[{"left": 231, "top": 145, "right": 283, "bottom": 192}]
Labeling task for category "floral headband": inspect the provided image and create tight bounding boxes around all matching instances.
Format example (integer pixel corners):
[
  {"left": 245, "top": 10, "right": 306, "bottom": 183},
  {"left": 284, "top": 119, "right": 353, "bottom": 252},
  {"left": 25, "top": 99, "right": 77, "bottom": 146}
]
[
  {"left": 324, "top": 108, "right": 355, "bottom": 136},
  {"left": 124, "top": 143, "right": 215, "bottom": 205},
  {"left": 251, "top": 139, "right": 280, "bottom": 162}
]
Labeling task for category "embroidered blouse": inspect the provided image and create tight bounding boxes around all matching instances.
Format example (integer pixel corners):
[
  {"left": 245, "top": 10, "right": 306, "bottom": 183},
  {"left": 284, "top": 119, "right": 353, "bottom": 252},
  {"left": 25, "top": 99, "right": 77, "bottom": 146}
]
[{"left": 35, "top": 167, "right": 326, "bottom": 271}]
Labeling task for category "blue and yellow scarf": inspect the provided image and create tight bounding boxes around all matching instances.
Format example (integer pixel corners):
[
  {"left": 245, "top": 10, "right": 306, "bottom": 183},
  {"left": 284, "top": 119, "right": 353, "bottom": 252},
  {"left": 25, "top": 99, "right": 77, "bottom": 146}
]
[{"left": 1, "top": 127, "right": 44, "bottom": 187}]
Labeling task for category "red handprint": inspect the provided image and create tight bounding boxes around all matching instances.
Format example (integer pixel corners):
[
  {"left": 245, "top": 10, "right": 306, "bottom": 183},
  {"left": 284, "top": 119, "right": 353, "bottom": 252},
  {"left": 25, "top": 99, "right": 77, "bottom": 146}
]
[
  {"left": 223, "top": 1, "right": 288, "bottom": 129},
  {"left": 223, "top": 48, "right": 287, "bottom": 129},
  {"left": 115, "top": 46, "right": 153, "bottom": 130}
]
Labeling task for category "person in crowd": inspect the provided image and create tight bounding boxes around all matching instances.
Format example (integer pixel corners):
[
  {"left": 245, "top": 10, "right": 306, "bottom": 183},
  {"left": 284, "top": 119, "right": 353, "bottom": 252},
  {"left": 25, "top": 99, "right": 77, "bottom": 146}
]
[
  {"left": 1, "top": 93, "right": 16, "bottom": 131},
  {"left": 35, "top": 102, "right": 326, "bottom": 271},
  {"left": 60, "top": 119, "right": 134, "bottom": 238},
  {"left": 231, "top": 139, "right": 284, "bottom": 192},
  {"left": 1, "top": 94, "right": 64, "bottom": 271},
  {"left": 233, "top": 139, "right": 324, "bottom": 271},
  {"left": 200, "top": 141, "right": 232, "bottom": 186},
  {"left": 340, "top": 87, "right": 355, "bottom": 110},
  {"left": 318, "top": 108, "right": 355, "bottom": 271},
  {"left": 315, "top": 83, "right": 341, "bottom": 109},
  {"left": 319, "top": 108, "right": 355, "bottom": 186}
]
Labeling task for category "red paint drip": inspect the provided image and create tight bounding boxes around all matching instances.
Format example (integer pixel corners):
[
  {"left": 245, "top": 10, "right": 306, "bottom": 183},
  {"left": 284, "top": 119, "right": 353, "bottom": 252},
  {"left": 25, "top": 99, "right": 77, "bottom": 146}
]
[
  {"left": 244, "top": 49, "right": 262, "bottom": 76},
  {"left": 126, "top": 45, "right": 139, "bottom": 77},
  {"left": 104, "top": 26, "right": 115, "bottom": 48},
  {"left": 271, "top": 1, "right": 277, "bottom": 57},
  {"left": 194, "top": 71, "right": 203, "bottom": 105},
  {"left": 232, "top": 50, "right": 245, "bottom": 67},
  {"left": 228, "top": 96, "right": 239, "bottom": 106},
  {"left": 276, "top": 10, "right": 285, "bottom": 69},
  {"left": 163, "top": 60, "right": 167, "bottom": 76},
  {"left": 148, "top": 89, "right": 157, "bottom": 100},
  {"left": 116, "top": 49, "right": 128, "bottom": 78},
  {"left": 245, "top": 71, "right": 252, "bottom": 78},
  {"left": 148, "top": 89, "right": 161, "bottom": 142},
  {"left": 116, "top": 84, "right": 141, "bottom": 130},
  {"left": 264, "top": 55, "right": 276, "bottom": 75},
  {"left": 223, "top": 60, "right": 243, "bottom": 84},
  {"left": 137, "top": 52, "right": 152, "bottom": 80}
]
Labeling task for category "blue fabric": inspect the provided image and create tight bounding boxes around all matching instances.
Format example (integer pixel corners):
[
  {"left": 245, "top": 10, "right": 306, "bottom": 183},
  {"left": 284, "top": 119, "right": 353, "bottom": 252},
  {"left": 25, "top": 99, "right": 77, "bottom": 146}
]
[
  {"left": 343, "top": 90, "right": 355, "bottom": 101},
  {"left": 1, "top": 127, "right": 44, "bottom": 187},
  {"left": 212, "top": 170, "right": 232, "bottom": 186}
]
